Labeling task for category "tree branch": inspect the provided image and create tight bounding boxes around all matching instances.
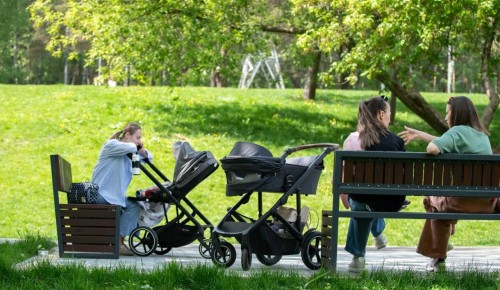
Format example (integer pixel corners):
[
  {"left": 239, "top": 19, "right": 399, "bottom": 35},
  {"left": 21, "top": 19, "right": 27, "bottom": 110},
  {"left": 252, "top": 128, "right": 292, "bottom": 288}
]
[{"left": 260, "top": 25, "right": 305, "bottom": 35}]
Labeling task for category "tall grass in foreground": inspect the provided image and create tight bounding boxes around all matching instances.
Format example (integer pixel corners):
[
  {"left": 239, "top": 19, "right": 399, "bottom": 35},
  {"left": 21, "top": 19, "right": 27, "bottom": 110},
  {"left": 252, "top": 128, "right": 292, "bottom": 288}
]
[
  {"left": 1, "top": 236, "right": 499, "bottom": 290},
  {"left": 0, "top": 85, "right": 499, "bottom": 247}
]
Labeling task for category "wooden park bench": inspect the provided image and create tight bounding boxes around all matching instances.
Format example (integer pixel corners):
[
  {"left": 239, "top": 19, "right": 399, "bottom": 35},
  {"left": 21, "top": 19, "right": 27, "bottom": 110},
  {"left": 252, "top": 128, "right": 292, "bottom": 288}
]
[
  {"left": 50, "top": 154, "right": 121, "bottom": 259},
  {"left": 321, "top": 151, "right": 500, "bottom": 271}
]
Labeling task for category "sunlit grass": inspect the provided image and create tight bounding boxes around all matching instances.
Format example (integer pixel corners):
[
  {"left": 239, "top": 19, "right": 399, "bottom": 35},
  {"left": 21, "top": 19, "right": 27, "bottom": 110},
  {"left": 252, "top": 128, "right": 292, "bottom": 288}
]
[{"left": 1, "top": 236, "right": 499, "bottom": 289}]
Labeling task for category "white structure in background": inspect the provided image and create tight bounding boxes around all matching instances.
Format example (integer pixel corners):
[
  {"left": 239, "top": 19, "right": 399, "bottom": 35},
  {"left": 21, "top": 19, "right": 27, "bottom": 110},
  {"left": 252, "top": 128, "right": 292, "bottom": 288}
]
[
  {"left": 447, "top": 45, "right": 455, "bottom": 93},
  {"left": 239, "top": 48, "right": 285, "bottom": 89}
]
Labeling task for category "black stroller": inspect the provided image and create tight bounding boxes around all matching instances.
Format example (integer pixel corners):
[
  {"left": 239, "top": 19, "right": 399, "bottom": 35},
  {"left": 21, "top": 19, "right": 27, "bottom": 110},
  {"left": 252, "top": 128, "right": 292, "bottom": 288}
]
[
  {"left": 210, "top": 141, "right": 338, "bottom": 270},
  {"left": 127, "top": 141, "right": 219, "bottom": 258}
]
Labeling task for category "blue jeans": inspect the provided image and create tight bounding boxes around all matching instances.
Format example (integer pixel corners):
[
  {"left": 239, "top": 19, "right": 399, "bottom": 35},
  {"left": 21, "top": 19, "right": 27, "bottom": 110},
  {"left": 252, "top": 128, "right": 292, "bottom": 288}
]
[
  {"left": 345, "top": 197, "right": 386, "bottom": 257},
  {"left": 96, "top": 194, "right": 140, "bottom": 238}
]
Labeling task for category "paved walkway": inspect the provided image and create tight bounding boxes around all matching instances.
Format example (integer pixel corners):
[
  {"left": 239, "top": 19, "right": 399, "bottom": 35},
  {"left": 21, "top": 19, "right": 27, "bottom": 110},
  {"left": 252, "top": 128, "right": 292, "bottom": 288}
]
[{"left": 13, "top": 242, "right": 500, "bottom": 275}]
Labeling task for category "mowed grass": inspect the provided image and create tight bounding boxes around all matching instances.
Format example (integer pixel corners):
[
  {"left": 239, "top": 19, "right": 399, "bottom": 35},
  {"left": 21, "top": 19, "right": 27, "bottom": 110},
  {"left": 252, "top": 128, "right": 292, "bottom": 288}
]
[
  {"left": 1, "top": 235, "right": 499, "bottom": 289},
  {"left": 0, "top": 85, "right": 499, "bottom": 247}
]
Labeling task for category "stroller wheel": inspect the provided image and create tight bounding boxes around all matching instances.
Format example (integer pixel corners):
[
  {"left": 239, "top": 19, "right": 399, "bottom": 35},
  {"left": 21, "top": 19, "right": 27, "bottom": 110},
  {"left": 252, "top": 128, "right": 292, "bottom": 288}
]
[
  {"left": 255, "top": 253, "right": 282, "bottom": 266},
  {"left": 241, "top": 247, "right": 252, "bottom": 271},
  {"left": 198, "top": 239, "right": 212, "bottom": 259},
  {"left": 211, "top": 240, "right": 236, "bottom": 268},
  {"left": 301, "top": 230, "right": 322, "bottom": 270},
  {"left": 154, "top": 245, "right": 172, "bottom": 255},
  {"left": 128, "top": 226, "right": 158, "bottom": 257}
]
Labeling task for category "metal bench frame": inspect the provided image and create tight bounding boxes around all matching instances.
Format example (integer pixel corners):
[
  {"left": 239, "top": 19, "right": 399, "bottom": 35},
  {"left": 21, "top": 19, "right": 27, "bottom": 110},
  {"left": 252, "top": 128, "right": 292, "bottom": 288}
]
[{"left": 322, "top": 151, "right": 500, "bottom": 271}]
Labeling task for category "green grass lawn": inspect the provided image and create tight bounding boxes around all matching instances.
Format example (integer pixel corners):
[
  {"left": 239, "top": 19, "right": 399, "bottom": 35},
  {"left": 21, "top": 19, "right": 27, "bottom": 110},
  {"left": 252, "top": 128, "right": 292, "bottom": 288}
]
[
  {"left": 1, "top": 235, "right": 499, "bottom": 289},
  {"left": 0, "top": 85, "right": 499, "bottom": 247}
]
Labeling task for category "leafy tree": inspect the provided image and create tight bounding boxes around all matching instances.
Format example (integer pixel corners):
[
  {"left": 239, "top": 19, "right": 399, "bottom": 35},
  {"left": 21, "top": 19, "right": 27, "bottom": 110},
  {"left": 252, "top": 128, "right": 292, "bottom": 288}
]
[
  {"left": 0, "top": 0, "right": 32, "bottom": 83},
  {"left": 292, "top": 0, "right": 499, "bottom": 132},
  {"left": 30, "top": 0, "right": 276, "bottom": 86}
]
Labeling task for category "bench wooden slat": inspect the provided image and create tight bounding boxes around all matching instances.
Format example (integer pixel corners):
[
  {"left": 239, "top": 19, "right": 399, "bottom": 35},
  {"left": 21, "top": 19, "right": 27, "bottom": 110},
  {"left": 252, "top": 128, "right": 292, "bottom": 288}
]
[
  {"left": 63, "top": 244, "right": 116, "bottom": 253},
  {"left": 60, "top": 207, "right": 119, "bottom": 219},
  {"left": 493, "top": 163, "right": 500, "bottom": 186},
  {"left": 62, "top": 227, "right": 117, "bottom": 236},
  {"left": 343, "top": 160, "right": 354, "bottom": 183},
  {"left": 364, "top": 161, "right": 374, "bottom": 183},
  {"left": 396, "top": 161, "right": 406, "bottom": 184},
  {"left": 61, "top": 218, "right": 117, "bottom": 227},
  {"left": 452, "top": 163, "right": 463, "bottom": 186},
  {"left": 433, "top": 162, "right": 444, "bottom": 186},
  {"left": 472, "top": 163, "right": 483, "bottom": 186},
  {"left": 443, "top": 162, "right": 452, "bottom": 185},
  {"left": 384, "top": 160, "right": 394, "bottom": 183},
  {"left": 62, "top": 235, "right": 117, "bottom": 244},
  {"left": 463, "top": 163, "right": 473, "bottom": 185},
  {"left": 423, "top": 162, "right": 433, "bottom": 185},
  {"left": 403, "top": 161, "right": 414, "bottom": 184},
  {"left": 354, "top": 161, "right": 365, "bottom": 182},
  {"left": 322, "top": 215, "right": 333, "bottom": 227},
  {"left": 482, "top": 163, "right": 492, "bottom": 186},
  {"left": 414, "top": 161, "right": 423, "bottom": 185},
  {"left": 374, "top": 161, "right": 384, "bottom": 183}
]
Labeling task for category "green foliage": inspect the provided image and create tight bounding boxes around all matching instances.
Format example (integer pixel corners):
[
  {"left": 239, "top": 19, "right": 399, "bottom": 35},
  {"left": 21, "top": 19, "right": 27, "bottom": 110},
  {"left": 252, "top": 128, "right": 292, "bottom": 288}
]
[
  {"left": 29, "top": 0, "right": 277, "bottom": 85},
  {"left": 0, "top": 85, "right": 499, "bottom": 248},
  {"left": 292, "top": 0, "right": 499, "bottom": 88}
]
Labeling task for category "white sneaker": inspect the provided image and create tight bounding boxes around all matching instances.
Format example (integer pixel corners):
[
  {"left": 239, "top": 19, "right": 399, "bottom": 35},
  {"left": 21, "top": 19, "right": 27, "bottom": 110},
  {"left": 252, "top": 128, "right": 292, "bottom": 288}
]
[
  {"left": 426, "top": 258, "right": 446, "bottom": 272},
  {"left": 374, "top": 234, "right": 387, "bottom": 250},
  {"left": 349, "top": 256, "right": 366, "bottom": 273}
]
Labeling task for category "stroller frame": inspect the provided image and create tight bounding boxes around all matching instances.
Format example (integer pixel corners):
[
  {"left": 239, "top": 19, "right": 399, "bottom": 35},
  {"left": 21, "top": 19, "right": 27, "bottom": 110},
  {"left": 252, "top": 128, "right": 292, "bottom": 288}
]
[
  {"left": 211, "top": 143, "right": 338, "bottom": 270},
  {"left": 127, "top": 146, "right": 218, "bottom": 258}
]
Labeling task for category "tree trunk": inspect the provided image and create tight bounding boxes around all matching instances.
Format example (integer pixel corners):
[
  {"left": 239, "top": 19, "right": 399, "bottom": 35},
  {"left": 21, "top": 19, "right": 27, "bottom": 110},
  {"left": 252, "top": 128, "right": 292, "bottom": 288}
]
[
  {"left": 389, "top": 92, "right": 396, "bottom": 125},
  {"left": 377, "top": 72, "right": 448, "bottom": 134},
  {"left": 479, "top": 18, "right": 499, "bottom": 131},
  {"left": 211, "top": 66, "right": 224, "bottom": 87},
  {"left": 303, "top": 51, "right": 321, "bottom": 100}
]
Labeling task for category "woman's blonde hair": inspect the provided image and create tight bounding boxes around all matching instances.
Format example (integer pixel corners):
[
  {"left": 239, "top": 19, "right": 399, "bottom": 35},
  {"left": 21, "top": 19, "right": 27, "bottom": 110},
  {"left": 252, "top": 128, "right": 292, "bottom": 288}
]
[
  {"left": 358, "top": 96, "right": 390, "bottom": 149},
  {"left": 109, "top": 122, "right": 142, "bottom": 140}
]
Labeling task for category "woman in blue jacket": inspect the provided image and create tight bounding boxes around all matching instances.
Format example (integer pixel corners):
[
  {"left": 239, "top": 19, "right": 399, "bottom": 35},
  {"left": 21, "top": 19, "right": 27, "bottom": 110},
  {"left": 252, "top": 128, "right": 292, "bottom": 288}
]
[{"left": 92, "top": 122, "right": 153, "bottom": 256}]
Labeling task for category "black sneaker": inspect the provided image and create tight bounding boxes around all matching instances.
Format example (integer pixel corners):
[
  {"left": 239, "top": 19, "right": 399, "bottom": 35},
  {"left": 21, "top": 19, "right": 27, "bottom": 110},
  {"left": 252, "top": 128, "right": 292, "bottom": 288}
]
[{"left": 399, "top": 199, "right": 411, "bottom": 211}]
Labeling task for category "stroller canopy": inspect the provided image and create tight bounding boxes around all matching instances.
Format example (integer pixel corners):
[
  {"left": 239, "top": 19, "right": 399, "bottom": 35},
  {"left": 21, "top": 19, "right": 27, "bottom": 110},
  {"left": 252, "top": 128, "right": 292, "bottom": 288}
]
[
  {"left": 221, "top": 141, "right": 284, "bottom": 174},
  {"left": 172, "top": 141, "right": 218, "bottom": 191}
]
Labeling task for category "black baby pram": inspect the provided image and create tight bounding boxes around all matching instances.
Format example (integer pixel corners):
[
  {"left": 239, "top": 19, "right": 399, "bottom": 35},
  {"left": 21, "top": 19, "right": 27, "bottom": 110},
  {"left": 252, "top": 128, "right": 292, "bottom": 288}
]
[
  {"left": 127, "top": 141, "right": 219, "bottom": 257},
  {"left": 210, "top": 141, "right": 338, "bottom": 270}
]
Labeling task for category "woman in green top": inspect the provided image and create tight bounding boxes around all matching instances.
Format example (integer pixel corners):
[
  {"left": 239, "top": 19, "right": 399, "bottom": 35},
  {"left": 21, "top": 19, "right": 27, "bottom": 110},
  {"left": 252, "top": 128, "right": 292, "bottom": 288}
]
[{"left": 399, "top": 96, "right": 496, "bottom": 272}]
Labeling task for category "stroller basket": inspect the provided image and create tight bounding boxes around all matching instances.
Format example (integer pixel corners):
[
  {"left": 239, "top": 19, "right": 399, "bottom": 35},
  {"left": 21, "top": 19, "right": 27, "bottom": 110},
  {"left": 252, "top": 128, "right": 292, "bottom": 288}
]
[
  {"left": 225, "top": 215, "right": 301, "bottom": 255},
  {"left": 221, "top": 142, "right": 324, "bottom": 196}
]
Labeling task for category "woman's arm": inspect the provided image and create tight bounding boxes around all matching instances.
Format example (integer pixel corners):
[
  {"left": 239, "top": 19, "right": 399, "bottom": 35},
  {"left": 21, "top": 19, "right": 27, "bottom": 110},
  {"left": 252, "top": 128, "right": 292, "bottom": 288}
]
[
  {"left": 426, "top": 142, "right": 441, "bottom": 155},
  {"left": 398, "top": 126, "right": 438, "bottom": 145}
]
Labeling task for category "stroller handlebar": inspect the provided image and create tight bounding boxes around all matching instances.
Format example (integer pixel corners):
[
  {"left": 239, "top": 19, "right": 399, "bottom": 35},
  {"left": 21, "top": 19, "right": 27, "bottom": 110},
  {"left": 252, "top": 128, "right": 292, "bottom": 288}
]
[{"left": 284, "top": 143, "right": 339, "bottom": 154}]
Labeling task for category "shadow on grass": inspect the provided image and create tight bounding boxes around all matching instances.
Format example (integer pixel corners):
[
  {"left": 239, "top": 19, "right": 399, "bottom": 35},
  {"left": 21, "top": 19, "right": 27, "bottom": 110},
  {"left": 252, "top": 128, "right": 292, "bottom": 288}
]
[{"left": 148, "top": 101, "right": 359, "bottom": 149}]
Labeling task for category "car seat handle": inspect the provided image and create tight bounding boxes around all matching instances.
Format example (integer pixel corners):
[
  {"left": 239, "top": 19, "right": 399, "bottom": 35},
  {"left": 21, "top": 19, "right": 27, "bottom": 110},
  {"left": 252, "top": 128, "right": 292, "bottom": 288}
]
[{"left": 285, "top": 143, "right": 339, "bottom": 154}]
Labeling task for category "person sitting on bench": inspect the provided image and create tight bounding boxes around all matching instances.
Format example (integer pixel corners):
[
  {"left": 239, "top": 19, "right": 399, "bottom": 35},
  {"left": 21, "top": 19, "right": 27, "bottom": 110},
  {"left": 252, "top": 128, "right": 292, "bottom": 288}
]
[
  {"left": 399, "top": 96, "right": 496, "bottom": 272},
  {"left": 92, "top": 122, "right": 153, "bottom": 256}
]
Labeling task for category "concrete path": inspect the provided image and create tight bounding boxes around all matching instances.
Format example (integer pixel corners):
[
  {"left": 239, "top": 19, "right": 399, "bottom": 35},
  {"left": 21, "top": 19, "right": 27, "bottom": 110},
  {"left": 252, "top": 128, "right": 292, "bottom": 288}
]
[{"left": 14, "top": 243, "right": 500, "bottom": 275}]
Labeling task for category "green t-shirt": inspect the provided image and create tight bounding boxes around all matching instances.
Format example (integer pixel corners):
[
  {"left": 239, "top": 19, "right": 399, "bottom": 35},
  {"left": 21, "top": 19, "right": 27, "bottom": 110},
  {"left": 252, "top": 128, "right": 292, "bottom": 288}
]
[{"left": 432, "top": 125, "right": 492, "bottom": 154}]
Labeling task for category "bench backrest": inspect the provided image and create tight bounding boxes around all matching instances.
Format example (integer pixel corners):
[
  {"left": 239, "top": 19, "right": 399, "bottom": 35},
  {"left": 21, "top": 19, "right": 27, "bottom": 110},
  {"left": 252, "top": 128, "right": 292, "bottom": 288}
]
[
  {"left": 334, "top": 151, "right": 500, "bottom": 197},
  {"left": 51, "top": 154, "right": 72, "bottom": 196}
]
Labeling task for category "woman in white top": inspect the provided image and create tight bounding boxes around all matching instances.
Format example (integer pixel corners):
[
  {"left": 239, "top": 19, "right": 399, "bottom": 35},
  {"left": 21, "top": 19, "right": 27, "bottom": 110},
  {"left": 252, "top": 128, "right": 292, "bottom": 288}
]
[{"left": 92, "top": 122, "right": 153, "bottom": 255}]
